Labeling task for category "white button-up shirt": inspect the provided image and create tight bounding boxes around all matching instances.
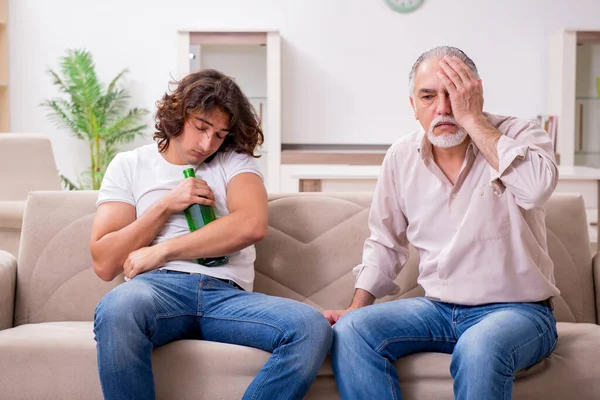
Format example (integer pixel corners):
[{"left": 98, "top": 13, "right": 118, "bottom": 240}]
[{"left": 354, "top": 112, "right": 561, "bottom": 305}]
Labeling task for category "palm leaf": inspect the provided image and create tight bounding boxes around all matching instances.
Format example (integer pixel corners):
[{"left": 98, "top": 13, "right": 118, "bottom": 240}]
[
  {"left": 60, "top": 174, "right": 82, "bottom": 191},
  {"left": 106, "top": 69, "right": 128, "bottom": 96},
  {"left": 46, "top": 69, "right": 70, "bottom": 94},
  {"left": 103, "top": 108, "right": 149, "bottom": 145},
  {"left": 97, "top": 88, "right": 129, "bottom": 128},
  {"left": 42, "top": 48, "right": 150, "bottom": 190},
  {"left": 41, "top": 99, "right": 85, "bottom": 140}
]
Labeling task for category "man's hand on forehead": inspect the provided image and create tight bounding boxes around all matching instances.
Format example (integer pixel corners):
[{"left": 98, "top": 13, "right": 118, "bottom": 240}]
[{"left": 437, "top": 55, "right": 484, "bottom": 127}]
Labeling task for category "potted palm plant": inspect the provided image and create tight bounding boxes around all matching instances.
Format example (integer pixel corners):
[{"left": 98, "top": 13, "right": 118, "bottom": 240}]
[{"left": 42, "top": 49, "right": 149, "bottom": 190}]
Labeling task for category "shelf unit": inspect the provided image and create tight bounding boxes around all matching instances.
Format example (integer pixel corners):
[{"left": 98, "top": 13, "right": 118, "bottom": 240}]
[
  {"left": 176, "top": 30, "right": 281, "bottom": 192},
  {"left": 0, "top": 0, "right": 8, "bottom": 132},
  {"left": 549, "top": 30, "right": 600, "bottom": 242},
  {"left": 548, "top": 30, "right": 600, "bottom": 167}
]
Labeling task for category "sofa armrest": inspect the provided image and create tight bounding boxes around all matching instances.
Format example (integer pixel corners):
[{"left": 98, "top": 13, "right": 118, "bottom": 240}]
[{"left": 0, "top": 250, "right": 17, "bottom": 330}]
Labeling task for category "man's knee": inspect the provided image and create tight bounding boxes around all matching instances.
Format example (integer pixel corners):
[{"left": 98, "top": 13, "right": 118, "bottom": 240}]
[
  {"left": 331, "top": 307, "right": 379, "bottom": 356},
  {"left": 332, "top": 310, "right": 361, "bottom": 341},
  {"left": 94, "top": 282, "right": 155, "bottom": 335},
  {"left": 284, "top": 302, "right": 333, "bottom": 349},
  {"left": 333, "top": 298, "right": 434, "bottom": 345},
  {"left": 451, "top": 331, "right": 512, "bottom": 376},
  {"left": 276, "top": 302, "right": 333, "bottom": 375}
]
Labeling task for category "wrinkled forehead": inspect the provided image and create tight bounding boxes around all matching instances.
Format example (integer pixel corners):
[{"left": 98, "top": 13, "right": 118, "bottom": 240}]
[{"left": 414, "top": 57, "right": 445, "bottom": 92}]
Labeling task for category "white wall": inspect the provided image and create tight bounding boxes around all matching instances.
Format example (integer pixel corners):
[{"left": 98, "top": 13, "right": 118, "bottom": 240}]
[{"left": 8, "top": 0, "right": 600, "bottom": 181}]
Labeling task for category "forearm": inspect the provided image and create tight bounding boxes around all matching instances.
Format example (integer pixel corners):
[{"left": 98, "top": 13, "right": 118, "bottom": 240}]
[
  {"left": 157, "top": 211, "right": 266, "bottom": 262},
  {"left": 491, "top": 138, "right": 558, "bottom": 208},
  {"left": 462, "top": 115, "right": 501, "bottom": 171},
  {"left": 92, "top": 199, "right": 171, "bottom": 279},
  {"left": 348, "top": 289, "right": 376, "bottom": 309},
  {"left": 351, "top": 150, "right": 407, "bottom": 299},
  {"left": 466, "top": 116, "right": 557, "bottom": 208}
]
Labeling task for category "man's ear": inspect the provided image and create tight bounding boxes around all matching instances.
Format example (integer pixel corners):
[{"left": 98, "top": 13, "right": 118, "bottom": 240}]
[{"left": 409, "top": 97, "right": 417, "bottom": 119}]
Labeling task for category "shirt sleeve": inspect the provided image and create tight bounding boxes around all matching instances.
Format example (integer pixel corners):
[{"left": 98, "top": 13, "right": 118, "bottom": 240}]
[
  {"left": 353, "top": 146, "right": 409, "bottom": 298},
  {"left": 489, "top": 122, "right": 558, "bottom": 209},
  {"left": 96, "top": 152, "right": 135, "bottom": 207},
  {"left": 221, "top": 150, "right": 264, "bottom": 184}
]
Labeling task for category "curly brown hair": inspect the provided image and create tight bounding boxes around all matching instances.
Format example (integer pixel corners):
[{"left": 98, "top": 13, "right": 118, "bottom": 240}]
[{"left": 154, "top": 69, "right": 264, "bottom": 161}]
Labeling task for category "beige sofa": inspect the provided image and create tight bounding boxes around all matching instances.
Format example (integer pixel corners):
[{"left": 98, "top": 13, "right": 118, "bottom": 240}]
[
  {"left": 0, "top": 191, "right": 599, "bottom": 399},
  {"left": 0, "top": 134, "right": 61, "bottom": 256}
]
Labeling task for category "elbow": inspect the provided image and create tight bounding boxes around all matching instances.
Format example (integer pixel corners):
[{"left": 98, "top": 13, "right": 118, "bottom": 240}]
[
  {"left": 244, "top": 217, "right": 269, "bottom": 244},
  {"left": 518, "top": 188, "right": 554, "bottom": 210},
  {"left": 517, "top": 169, "right": 557, "bottom": 210},
  {"left": 529, "top": 173, "right": 558, "bottom": 209},
  {"left": 90, "top": 243, "right": 120, "bottom": 282},
  {"left": 93, "top": 261, "right": 117, "bottom": 282}
]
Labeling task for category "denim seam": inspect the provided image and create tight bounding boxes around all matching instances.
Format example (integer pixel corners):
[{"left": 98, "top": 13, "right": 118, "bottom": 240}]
[
  {"left": 199, "top": 280, "right": 295, "bottom": 399},
  {"left": 385, "top": 359, "right": 398, "bottom": 400},
  {"left": 454, "top": 308, "right": 471, "bottom": 325},
  {"left": 250, "top": 352, "right": 282, "bottom": 400},
  {"left": 148, "top": 313, "right": 201, "bottom": 342},
  {"left": 201, "top": 315, "right": 289, "bottom": 336},
  {"left": 198, "top": 281, "right": 204, "bottom": 317},
  {"left": 375, "top": 336, "right": 456, "bottom": 354},
  {"left": 198, "top": 316, "right": 289, "bottom": 400},
  {"left": 502, "top": 308, "right": 554, "bottom": 399},
  {"left": 508, "top": 312, "right": 553, "bottom": 362}
]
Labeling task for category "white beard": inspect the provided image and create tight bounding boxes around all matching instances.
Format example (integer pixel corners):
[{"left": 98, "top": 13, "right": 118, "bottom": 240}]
[{"left": 427, "top": 116, "right": 468, "bottom": 148}]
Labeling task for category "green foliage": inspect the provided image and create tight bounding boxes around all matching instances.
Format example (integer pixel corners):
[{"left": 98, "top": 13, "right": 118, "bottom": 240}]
[{"left": 42, "top": 49, "right": 149, "bottom": 189}]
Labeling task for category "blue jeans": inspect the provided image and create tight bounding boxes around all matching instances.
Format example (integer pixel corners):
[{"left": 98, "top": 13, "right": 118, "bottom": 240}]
[
  {"left": 93, "top": 270, "right": 333, "bottom": 400},
  {"left": 331, "top": 297, "right": 558, "bottom": 400}
]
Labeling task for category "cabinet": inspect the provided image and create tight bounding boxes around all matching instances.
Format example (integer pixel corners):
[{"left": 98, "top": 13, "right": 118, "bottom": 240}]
[
  {"left": 575, "top": 37, "right": 600, "bottom": 168},
  {"left": 548, "top": 30, "right": 600, "bottom": 168},
  {"left": 177, "top": 30, "right": 281, "bottom": 192}
]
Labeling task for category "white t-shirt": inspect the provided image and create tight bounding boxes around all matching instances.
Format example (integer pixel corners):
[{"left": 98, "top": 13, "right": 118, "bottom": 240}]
[{"left": 96, "top": 143, "right": 263, "bottom": 291}]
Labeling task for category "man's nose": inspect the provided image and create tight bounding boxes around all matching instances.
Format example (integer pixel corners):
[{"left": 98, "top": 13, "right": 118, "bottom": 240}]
[
  {"left": 436, "top": 94, "right": 452, "bottom": 115},
  {"left": 199, "top": 131, "right": 217, "bottom": 148}
]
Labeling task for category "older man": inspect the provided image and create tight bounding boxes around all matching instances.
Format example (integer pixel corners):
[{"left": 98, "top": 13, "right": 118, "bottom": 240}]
[{"left": 325, "top": 46, "right": 559, "bottom": 400}]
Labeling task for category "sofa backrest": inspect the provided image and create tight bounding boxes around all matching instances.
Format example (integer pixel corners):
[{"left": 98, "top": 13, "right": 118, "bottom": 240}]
[
  {"left": 255, "top": 193, "right": 596, "bottom": 324},
  {"left": 13, "top": 191, "right": 596, "bottom": 326},
  {"left": 0, "top": 134, "right": 62, "bottom": 201},
  {"left": 14, "top": 191, "right": 123, "bottom": 326}
]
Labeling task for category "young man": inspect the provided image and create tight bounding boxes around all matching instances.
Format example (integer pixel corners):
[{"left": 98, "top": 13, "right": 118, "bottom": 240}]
[
  {"left": 91, "top": 69, "right": 332, "bottom": 400},
  {"left": 325, "top": 46, "right": 559, "bottom": 399}
]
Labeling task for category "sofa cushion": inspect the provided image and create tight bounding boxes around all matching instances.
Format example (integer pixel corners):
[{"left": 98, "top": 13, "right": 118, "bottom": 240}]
[
  {"left": 1, "top": 321, "right": 598, "bottom": 400},
  {"left": 0, "top": 322, "right": 272, "bottom": 400},
  {"left": 0, "top": 322, "right": 102, "bottom": 400},
  {"left": 14, "top": 191, "right": 123, "bottom": 326},
  {"left": 393, "top": 322, "right": 600, "bottom": 399}
]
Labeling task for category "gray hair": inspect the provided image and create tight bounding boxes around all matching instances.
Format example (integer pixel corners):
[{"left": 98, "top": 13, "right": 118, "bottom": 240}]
[{"left": 408, "top": 46, "right": 479, "bottom": 97}]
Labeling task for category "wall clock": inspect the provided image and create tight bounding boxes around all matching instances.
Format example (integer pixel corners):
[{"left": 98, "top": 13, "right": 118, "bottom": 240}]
[{"left": 385, "top": 0, "right": 425, "bottom": 13}]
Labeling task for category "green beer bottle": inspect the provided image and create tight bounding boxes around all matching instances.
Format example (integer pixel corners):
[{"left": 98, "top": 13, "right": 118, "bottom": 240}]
[{"left": 182, "top": 168, "right": 229, "bottom": 267}]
